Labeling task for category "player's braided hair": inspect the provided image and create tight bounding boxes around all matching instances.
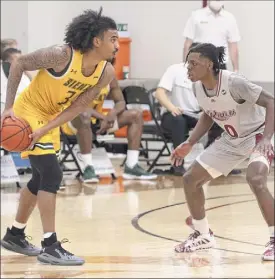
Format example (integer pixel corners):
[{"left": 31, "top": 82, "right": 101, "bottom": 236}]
[
  {"left": 186, "top": 43, "right": 226, "bottom": 75},
  {"left": 64, "top": 7, "right": 117, "bottom": 53}
]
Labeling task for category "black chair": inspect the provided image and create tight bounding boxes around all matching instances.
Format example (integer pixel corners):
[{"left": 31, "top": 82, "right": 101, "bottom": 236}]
[
  {"left": 122, "top": 86, "right": 172, "bottom": 172},
  {"left": 59, "top": 130, "right": 83, "bottom": 178}
]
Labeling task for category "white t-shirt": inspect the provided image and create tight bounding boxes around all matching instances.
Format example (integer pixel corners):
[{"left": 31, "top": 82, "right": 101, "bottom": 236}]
[
  {"left": 158, "top": 63, "right": 200, "bottom": 114},
  {"left": 1, "top": 63, "right": 30, "bottom": 113},
  {"left": 183, "top": 7, "right": 241, "bottom": 63}
]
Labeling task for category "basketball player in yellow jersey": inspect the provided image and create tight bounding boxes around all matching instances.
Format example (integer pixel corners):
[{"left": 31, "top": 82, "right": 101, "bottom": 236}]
[
  {"left": 0, "top": 8, "right": 118, "bottom": 265},
  {"left": 61, "top": 69, "right": 157, "bottom": 183}
]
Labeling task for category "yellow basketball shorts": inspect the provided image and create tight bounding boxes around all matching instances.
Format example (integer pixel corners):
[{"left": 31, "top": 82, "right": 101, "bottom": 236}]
[{"left": 13, "top": 98, "right": 61, "bottom": 159}]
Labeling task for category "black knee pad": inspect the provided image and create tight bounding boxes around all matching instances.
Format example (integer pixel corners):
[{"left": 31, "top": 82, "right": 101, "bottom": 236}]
[
  {"left": 27, "top": 162, "right": 40, "bottom": 195},
  {"left": 29, "top": 154, "right": 63, "bottom": 194}
]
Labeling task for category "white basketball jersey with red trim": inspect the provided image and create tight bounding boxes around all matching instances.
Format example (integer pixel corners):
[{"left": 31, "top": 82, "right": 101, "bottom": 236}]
[{"left": 194, "top": 70, "right": 265, "bottom": 138}]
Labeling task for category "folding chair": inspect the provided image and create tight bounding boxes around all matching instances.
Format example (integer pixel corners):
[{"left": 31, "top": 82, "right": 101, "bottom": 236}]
[
  {"left": 60, "top": 125, "right": 118, "bottom": 180},
  {"left": 122, "top": 86, "right": 172, "bottom": 172},
  {"left": 59, "top": 130, "right": 83, "bottom": 178}
]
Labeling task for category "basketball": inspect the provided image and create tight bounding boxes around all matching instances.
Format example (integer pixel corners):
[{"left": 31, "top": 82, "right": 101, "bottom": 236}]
[{"left": 0, "top": 117, "right": 32, "bottom": 152}]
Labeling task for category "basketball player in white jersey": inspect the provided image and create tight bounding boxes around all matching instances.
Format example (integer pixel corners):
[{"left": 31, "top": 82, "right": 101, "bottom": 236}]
[{"left": 171, "top": 43, "right": 274, "bottom": 261}]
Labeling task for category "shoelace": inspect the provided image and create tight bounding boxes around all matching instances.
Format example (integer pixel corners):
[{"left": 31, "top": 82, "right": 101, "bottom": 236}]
[
  {"left": 58, "top": 238, "right": 74, "bottom": 257},
  {"left": 188, "top": 230, "right": 201, "bottom": 241},
  {"left": 21, "top": 235, "right": 36, "bottom": 248},
  {"left": 266, "top": 238, "right": 274, "bottom": 248}
]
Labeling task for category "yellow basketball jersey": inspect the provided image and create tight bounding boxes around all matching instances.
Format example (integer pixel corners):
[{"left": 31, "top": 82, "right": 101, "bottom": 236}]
[{"left": 17, "top": 47, "right": 107, "bottom": 116}]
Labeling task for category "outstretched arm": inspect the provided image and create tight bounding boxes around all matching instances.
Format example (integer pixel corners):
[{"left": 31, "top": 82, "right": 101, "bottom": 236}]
[{"left": 5, "top": 45, "right": 71, "bottom": 109}]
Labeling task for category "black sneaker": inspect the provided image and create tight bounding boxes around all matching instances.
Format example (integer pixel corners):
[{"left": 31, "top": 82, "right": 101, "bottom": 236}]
[
  {"left": 37, "top": 239, "right": 85, "bottom": 266},
  {"left": 1, "top": 228, "right": 41, "bottom": 256},
  {"left": 172, "top": 165, "right": 186, "bottom": 176}
]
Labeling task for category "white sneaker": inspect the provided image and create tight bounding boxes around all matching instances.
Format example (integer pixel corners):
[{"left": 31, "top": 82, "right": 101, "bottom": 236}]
[
  {"left": 262, "top": 238, "right": 274, "bottom": 261},
  {"left": 175, "top": 230, "right": 215, "bottom": 253}
]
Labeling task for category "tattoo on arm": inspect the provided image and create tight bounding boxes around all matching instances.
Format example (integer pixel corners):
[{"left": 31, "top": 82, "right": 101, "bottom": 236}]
[
  {"left": 17, "top": 45, "right": 71, "bottom": 71},
  {"left": 5, "top": 45, "right": 71, "bottom": 109},
  {"left": 67, "top": 63, "right": 115, "bottom": 111}
]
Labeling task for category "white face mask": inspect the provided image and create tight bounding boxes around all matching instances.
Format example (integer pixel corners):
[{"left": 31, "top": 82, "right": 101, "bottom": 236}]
[{"left": 209, "top": 1, "right": 224, "bottom": 12}]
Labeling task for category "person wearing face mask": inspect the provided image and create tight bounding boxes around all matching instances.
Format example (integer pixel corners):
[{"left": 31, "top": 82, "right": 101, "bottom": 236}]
[{"left": 182, "top": 0, "right": 240, "bottom": 73}]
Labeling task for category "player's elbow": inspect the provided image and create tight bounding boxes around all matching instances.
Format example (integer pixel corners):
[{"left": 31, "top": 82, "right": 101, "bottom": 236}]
[{"left": 10, "top": 57, "right": 24, "bottom": 73}]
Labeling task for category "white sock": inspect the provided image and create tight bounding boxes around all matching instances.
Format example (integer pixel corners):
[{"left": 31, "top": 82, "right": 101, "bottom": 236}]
[
  {"left": 81, "top": 153, "right": 92, "bottom": 168},
  {"left": 193, "top": 217, "right": 210, "bottom": 235},
  {"left": 12, "top": 220, "right": 26, "bottom": 229},
  {"left": 269, "top": 226, "right": 275, "bottom": 238},
  {"left": 126, "top": 150, "right": 139, "bottom": 168},
  {"left": 44, "top": 232, "right": 54, "bottom": 239}
]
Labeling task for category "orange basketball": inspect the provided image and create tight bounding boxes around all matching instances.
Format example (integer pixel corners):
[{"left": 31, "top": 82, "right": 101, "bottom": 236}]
[{"left": 0, "top": 117, "right": 32, "bottom": 152}]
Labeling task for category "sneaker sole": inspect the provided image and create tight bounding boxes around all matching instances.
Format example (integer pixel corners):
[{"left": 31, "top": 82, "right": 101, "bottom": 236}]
[
  {"left": 1, "top": 240, "right": 40, "bottom": 256},
  {"left": 262, "top": 255, "right": 275, "bottom": 261},
  {"left": 175, "top": 242, "right": 215, "bottom": 253},
  {"left": 122, "top": 173, "right": 157, "bottom": 180},
  {"left": 37, "top": 253, "right": 85, "bottom": 266},
  {"left": 82, "top": 178, "right": 99, "bottom": 183}
]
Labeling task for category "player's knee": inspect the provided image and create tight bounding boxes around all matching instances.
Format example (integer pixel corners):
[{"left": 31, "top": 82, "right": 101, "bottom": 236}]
[
  {"left": 129, "top": 109, "right": 143, "bottom": 123},
  {"left": 39, "top": 165, "right": 63, "bottom": 194},
  {"left": 246, "top": 173, "right": 267, "bottom": 193},
  {"left": 80, "top": 112, "right": 91, "bottom": 127},
  {"left": 72, "top": 113, "right": 90, "bottom": 130},
  {"left": 183, "top": 170, "right": 200, "bottom": 189}
]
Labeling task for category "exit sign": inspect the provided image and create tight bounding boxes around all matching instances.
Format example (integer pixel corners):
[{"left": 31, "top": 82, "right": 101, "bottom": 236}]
[{"left": 117, "top": 24, "right": 128, "bottom": 32}]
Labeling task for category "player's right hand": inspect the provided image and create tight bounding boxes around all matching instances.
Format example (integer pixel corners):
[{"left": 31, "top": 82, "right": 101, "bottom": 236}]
[
  {"left": 0, "top": 108, "right": 17, "bottom": 129},
  {"left": 170, "top": 106, "right": 183, "bottom": 117},
  {"left": 170, "top": 141, "right": 193, "bottom": 166}
]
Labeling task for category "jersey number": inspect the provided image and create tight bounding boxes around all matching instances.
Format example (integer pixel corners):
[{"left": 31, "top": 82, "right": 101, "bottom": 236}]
[
  {"left": 57, "top": 90, "right": 76, "bottom": 106},
  {"left": 224, "top": 124, "right": 238, "bottom": 138}
]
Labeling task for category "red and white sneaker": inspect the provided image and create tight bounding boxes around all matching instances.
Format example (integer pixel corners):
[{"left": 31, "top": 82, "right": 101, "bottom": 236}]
[
  {"left": 175, "top": 230, "right": 216, "bottom": 253},
  {"left": 262, "top": 238, "right": 274, "bottom": 261}
]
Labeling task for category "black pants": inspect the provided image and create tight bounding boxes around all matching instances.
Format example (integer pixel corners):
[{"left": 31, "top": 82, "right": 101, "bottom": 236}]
[{"left": 161, "top": 112, "right": 223, "bottom": 149}]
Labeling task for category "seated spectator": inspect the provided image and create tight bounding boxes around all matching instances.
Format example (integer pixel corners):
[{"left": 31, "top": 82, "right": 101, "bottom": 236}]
[
  {"left": 1, "top": 38, "right": 33, "bottom": 80},
  {"left": 1, "top": 38, "right": 18, "bottom": 58},
  {"left": 1, "top": 48, "right": 31, "bottom": 113},
  {"left": 61, "top": 72, "right": 158, "bottom": 182}
]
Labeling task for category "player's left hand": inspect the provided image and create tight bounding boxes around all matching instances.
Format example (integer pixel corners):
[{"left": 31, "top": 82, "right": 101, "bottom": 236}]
[
  {"left": 28, "top": 128, "right": 45, "bottom": 150},
  {"left": 254, "top": 137, "right": 274, "bottom": 158},
  {"left": 96, "top": 119, "right": 114, "bottom": 135},
  {"left": 97, "top": 111, "right": 117, "bottom": 135},
  {"left": 105, "top": 111, "right": 117, "bottom": 123}
]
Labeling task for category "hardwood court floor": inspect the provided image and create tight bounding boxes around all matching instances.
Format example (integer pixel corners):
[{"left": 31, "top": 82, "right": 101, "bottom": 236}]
[{"left": 1, "top": 168, "right": 274, "bottom": 278}]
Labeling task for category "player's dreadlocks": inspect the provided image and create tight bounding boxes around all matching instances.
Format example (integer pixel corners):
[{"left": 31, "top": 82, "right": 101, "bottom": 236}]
[
  {"left": 64, "top": 7, "right": 117, "bottom": 53},
  {"left": 186, "top": 43, "right": 226, "bottom": 75}
]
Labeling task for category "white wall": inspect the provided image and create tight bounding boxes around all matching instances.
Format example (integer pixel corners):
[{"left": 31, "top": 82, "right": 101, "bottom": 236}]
[
  {"left": 1, "top": 1, "right": 274, "bottom": 82},
  {"left": 224, "top": 1, "right": 274, "bottom": 82},
  {"left": 1, "top": 1, "right": 28, "bottom": 54}
]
